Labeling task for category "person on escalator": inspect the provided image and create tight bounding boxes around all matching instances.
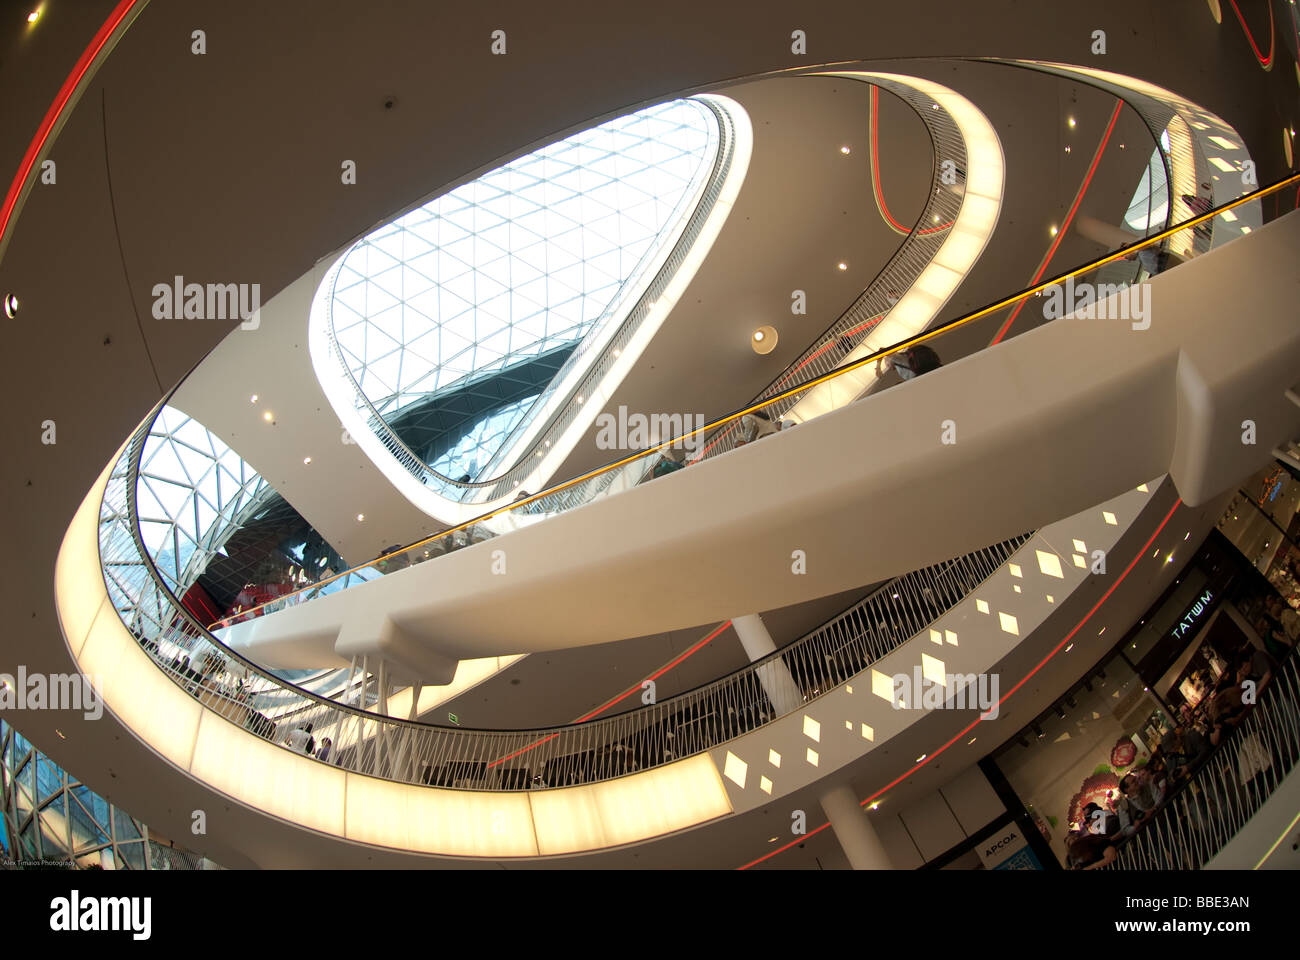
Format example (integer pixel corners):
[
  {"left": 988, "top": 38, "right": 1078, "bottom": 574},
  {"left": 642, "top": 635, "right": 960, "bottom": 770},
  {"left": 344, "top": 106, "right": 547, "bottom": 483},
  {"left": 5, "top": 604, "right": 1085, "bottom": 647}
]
[
  {"left": 877, "top": 344, "right": 942, "bottom": 382},
  {"left": 736, "top": 409, "right": 779, "bottom": 446},
  {"left": 652, "top": 445, "right": 687, "bottom": 478}
]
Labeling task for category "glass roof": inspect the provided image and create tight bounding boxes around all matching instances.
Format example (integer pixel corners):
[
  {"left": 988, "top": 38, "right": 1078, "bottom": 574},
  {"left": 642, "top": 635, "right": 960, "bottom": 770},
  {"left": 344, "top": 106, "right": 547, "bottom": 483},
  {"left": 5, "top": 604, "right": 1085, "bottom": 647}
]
[
  {"left": 328, "top": 98, "right": 718, "bottom": 480},
  {"left": 136, "top": 405, "right": 268, "bottom": 592}
]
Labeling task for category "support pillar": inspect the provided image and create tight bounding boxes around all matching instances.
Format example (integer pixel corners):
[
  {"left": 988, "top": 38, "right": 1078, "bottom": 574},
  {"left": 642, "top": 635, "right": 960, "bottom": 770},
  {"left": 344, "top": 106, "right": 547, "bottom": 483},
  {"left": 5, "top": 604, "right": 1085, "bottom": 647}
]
[
  {"left": 731, "top": 613, "right": 804, "bottom": 715},
  {"left": 820, "top": 783, "right": 893, "bottom": 869}
]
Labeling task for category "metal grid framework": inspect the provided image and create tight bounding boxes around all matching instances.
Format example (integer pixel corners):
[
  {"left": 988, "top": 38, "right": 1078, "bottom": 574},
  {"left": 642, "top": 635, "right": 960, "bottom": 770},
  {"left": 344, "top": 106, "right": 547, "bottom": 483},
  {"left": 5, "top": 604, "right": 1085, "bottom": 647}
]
[
  {"left": 131, "top": 404, "right": 271, "bottom": 594},
  {"left": 1106, "top": 650, "right": 1300, "bottom": 870},
  {"left": 100, "top": 409, "right": 355, "bottom": 703},
  {"left": 321, "top": 97, "right": 736, "bottom": 503},
  {"left": 0, "top": 720, "right": 206, "bottom": 870},
  {"left": 328, "top": 98, "right": 720, "bottom": 484},
  {"left": 100, "top": 402, "right": 1032, "bottom": 791}
]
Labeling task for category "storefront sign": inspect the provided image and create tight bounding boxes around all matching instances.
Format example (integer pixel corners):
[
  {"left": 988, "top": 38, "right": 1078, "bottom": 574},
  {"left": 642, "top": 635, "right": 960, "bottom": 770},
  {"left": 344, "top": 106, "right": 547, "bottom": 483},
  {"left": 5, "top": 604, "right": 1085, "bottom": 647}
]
[
  {"left": 977, "top": 825, "right": 1041, "bottom": 870},
  {"left": 1169, "top": 590, "right": 1214, "bottom": 642}
]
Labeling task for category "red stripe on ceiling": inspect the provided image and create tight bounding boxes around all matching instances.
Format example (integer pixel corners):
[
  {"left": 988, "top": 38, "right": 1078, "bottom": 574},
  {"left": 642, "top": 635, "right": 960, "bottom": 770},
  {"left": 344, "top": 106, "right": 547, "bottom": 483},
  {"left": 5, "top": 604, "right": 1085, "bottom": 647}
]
[
  {"left": 1227, "top": 0, "right": 1274, "bottom": 69},
  {"left": 739, "top": 496, "right": 1183, "bottom": 869},
  {"left": 871, "top": 85, "right": 955, "bottom": 234},
  {"left": 573, "top": 620, "right": 733, "bottom": 722},
  {"left": 486, "top": 620, "right": 733, "bottom": 768},
  {"left": 0, "top": 0, "right": 142, "bottom": 256},
  {"left": 988, "top": 98, "right": 1123, "bottom": 346}
]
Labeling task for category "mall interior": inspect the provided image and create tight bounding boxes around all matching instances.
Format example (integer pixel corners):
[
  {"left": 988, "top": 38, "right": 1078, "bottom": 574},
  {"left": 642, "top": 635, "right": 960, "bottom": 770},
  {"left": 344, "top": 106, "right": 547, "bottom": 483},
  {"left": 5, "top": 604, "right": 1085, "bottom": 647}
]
[{"left": 1, "top": 1, "right": 1299, "bottom": 871}]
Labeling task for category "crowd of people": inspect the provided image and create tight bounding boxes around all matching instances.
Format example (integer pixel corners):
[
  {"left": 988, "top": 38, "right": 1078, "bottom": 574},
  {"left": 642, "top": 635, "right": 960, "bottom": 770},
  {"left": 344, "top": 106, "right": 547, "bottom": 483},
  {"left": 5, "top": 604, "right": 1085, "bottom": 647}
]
[{"left": 1065, "top": 643, "right": 1287, "bottom": 869}]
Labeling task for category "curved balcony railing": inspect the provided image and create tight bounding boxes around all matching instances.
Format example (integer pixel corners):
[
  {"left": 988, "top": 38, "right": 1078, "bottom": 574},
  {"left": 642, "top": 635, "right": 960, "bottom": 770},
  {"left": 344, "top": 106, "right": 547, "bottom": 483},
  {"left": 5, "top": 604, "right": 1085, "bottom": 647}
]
[
  {"left": 103, "top": 390, "right": 1032, "bottom": 788},
  {"left": 218, "top": 173, "right": 1300, "bottom": 633},
  {"left": 320, "top": 96, "right": 738, "bottom": 505},
  {"left": 1103, "top": 647, "right": 1300, "bottom": 870},
  {"left": 96, "top": 172, "right": 1300, "bottom": 797}
]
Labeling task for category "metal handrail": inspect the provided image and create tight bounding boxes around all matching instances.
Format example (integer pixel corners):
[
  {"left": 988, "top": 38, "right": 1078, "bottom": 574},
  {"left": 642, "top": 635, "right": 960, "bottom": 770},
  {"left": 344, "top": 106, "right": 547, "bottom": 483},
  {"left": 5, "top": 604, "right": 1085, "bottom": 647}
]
[
  {"left": 218, "top": 171, "right": 1300, "bottom": 630},
  {"left": 95, "top": 172, "right": 1300, "bottom": 798},
  {"left": 100, "top": 401, "right": 1031, "bottom": 790},
  {"left": 1104, "top": 649, "right": 1300, "bottom": 870},
  {"left": 690, "top": 75, "right": 968, "bottom": 460}
]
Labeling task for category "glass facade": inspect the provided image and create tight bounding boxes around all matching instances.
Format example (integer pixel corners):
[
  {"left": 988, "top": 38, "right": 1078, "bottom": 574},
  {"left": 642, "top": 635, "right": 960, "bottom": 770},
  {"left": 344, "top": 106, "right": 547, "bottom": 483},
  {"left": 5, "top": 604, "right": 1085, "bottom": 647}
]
[
  {"left": 328, "top": 98, "right": 719, "bottom": 481},
  {"left": 124, "top": 405, "right": 348, "bottom": 630},
  {"left": 0, "top": 720, "right": 211, "bottom": 870}
]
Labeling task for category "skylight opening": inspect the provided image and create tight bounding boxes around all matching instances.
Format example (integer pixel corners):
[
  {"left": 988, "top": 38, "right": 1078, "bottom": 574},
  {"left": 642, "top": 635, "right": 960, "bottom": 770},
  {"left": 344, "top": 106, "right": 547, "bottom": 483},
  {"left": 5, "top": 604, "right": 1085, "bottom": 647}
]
[{"left": 327, "top": 98, "right": 721, "bottom": 483}]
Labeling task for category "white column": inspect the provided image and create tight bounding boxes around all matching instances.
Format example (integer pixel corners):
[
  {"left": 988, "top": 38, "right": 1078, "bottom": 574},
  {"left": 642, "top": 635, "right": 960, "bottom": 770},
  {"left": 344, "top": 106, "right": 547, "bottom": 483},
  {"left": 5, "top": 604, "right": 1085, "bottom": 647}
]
[
  {"left": 731, "top": 613, "right": 804, "bottom": 715},
  {"left": 820, "top": 783, "right": 893, "bottom": 869}
]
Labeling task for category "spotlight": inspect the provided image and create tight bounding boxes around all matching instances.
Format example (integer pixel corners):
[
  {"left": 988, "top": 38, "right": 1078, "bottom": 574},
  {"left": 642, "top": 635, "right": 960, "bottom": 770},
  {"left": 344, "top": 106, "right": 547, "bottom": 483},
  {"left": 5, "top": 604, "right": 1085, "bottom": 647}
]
[
  {"left": 751, "top": 325, "right": 778, "bottom": 355},
  {"left": 3, "top": 293, "right": 17, "bottom": 319},
  {"left": 27, "top": 10, "right": 40, "bottom": 24},
  {"left": 1032, "top": 723, "right": 1045, "bottom": 739},
  {"left": 1054, "top": 705, "right": 1066, "bottom": 719}
]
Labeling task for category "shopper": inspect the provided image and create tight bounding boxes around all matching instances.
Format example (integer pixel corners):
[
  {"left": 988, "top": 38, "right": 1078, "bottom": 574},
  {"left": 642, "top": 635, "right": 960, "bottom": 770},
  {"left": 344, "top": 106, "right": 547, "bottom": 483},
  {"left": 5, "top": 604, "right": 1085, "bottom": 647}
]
[{"left": 1160, "top": 725, "right": 1212, "bottom": 782}]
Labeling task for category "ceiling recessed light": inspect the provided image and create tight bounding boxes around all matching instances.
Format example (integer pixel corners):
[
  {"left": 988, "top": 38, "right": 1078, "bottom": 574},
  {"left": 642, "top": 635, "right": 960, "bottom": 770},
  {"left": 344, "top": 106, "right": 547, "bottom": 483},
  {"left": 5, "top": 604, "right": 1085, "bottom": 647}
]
[
  {"left": 612, "top": 348, "right": 621, "bottom": 357},
  {"left": 263, "top": 411, "right": 273, "bottom": 422},
  {"left": 1049, "top": 225, "right": 1058, "bottom": 236},
  {"left": 1068, "top": 116, "right": 1076, "bottom": 128},
  {"left": 837, "top": 262, "right": 848, "bottom": 271},
  {"left": 27, "top": 10, "right": 39, "bottom": 23},
  {"left": 55, "top": 729, "right": 65, "bottom": 739},
  {"left": 751, "top": 325, "right": 778, "bottom": 355},
  {"left": 356, "top": 513, "right": 365, "bottom": 522},
  {"left": 576, "top": 395, "right": 584, "bottom": 404},
  {"left": 840, "top": 145, "right": 851, "bottom": 154},
  {"left": 916, "top": 753, "right": 927, "bottom": 762},
  {"left": 249, "top": 394, "right": 258, "bottom": 403},
  {"left": 3, "top": 293, "right": 18, "bottom": 318},
  {"left": 303, "top": 457, "right": 312, "bottom": 465}
]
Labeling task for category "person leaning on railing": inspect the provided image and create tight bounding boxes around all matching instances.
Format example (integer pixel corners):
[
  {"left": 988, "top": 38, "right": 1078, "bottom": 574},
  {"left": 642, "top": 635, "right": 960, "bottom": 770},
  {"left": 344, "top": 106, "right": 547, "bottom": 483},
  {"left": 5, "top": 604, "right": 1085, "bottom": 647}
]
[
  {"left": 1160, "top": 723, "right": 1213, "bottom": 783},
  {"left": 1067, "top": 803, "right": 1122, "bottom": 869}
]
